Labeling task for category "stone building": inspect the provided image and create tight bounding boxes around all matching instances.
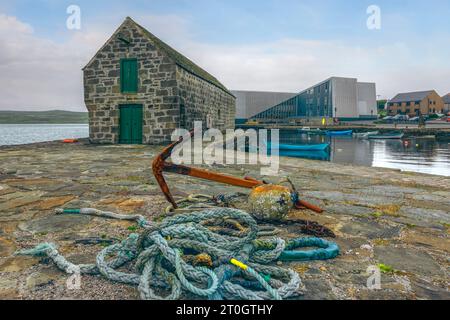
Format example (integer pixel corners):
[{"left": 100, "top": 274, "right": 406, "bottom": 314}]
[
  {"left": 83, "top": 17, "right": 235, "bottom": 144},
  {"left": 387, "top": 90, "right": 444, "bottom": 117}
]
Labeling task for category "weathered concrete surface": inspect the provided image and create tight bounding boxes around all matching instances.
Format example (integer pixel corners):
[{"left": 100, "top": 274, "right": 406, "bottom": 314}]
[{"left": 0, "top": 140, "right": 448, "bottom": 300}]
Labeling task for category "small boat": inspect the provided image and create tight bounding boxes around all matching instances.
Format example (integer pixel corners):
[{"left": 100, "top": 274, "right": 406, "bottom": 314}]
[
  {"left": 413, "top": 135, "right": 436, "bottom": 140},
  {"left": 268, "top": 143, "right": 330, "bottom": 151},
  {"left": 368, "top": 133, "right": 404, "bottom": 139},
  {"left": 353, "top": 131, "right": 379, "bottom": 139},
  {"left": 326, "top": 130, "right": 353, "bottom": 136},
  {"left": 308, "top": 129, "right": 327, "bottom": 135},
  {"left": 298, "top": 127, "right": 324, "bottom": 133},
  {"left": 298, "top": 130, "right": 327, "bottom": 136},
  {"left": 278, "top": 150, "right": 331, "bottom": 161}
]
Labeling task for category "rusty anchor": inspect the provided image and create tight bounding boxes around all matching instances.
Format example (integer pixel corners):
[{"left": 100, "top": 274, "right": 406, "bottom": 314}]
[{"left": 152, "top": 130, "right": 323, "bottom": 213}]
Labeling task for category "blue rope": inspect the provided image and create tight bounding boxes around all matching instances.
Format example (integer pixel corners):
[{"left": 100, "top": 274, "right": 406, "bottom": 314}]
[{"left": 280, "top": 237, "right": 340, "bottom": 261}]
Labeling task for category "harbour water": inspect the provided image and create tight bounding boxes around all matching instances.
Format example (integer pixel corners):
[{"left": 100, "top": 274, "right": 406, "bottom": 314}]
[
  {"left": 0, "top": 124, "right": 89, "bottom": 146},
  {"left": 279, "top": 132, "right": 450, "bottom": 177},
  {"left": 0, "top": 124, "right": 449, "bottom": 177}
]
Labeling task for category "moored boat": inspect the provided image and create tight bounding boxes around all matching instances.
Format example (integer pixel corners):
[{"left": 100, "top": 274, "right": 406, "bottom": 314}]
[
  {"left": 279, "top": 150, "right": 331, "bottom": 161},
  {"left": 326, "top": 130, "right": 353, "bottom": 136},
  {"left": 268, "top": 143, "right": 330, "bottom": 151},
  {"left": 368, "top": 133, "right": 404, "bottom": 139},
  {"left": 297, "top": 128, "right": 327, "bottom": 135},
  {"left": 353, "top": 131, "right": 379, "bottom": 138}
]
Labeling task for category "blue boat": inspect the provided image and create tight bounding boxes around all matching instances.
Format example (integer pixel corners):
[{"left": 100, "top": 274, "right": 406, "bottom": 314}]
[
  {"left": 268, "top": 143, "right": 330, "bottom": 151},
  {"left": 326, "top": 130, "right": 353, "bottom": 136},
  {"left": 279, "top": 150, "right": 331, "bottom": 161}
]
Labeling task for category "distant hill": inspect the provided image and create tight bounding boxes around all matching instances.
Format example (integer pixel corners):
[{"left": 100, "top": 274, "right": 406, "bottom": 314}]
[{"left": 0, "top": 110, "right": 88, "bottom": 124}]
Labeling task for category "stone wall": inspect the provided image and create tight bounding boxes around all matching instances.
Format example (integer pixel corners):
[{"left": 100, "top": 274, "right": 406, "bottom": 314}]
[
  {"left": 84, "top": 19, "right": 179, "bottom": 144},
  {"left": 84, "top": 18, "right": 236, "bottom": 144},
  {"left": 177, "top": 66, "right": 236, "bottom": 131}
]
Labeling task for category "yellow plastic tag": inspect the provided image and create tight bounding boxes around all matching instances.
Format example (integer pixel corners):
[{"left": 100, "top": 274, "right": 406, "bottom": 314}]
[{"left": 230, "top": 258, "right": 248, "bottom": 271}]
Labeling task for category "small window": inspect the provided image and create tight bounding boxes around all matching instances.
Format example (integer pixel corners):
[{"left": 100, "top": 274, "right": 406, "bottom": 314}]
[{"left": 120, "top": 58, "right": 138, "bottom": 93}]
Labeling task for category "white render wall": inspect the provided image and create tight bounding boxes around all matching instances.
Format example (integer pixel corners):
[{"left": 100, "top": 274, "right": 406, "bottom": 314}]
[
  {"left": 232, "top": 90, "right": 297, "bottom": 119},
  {"left": 331, "top": 77, "right": 358, "bottom": 118},
  {"left": 357, "top": 82, "right": 377, "bottom": 117},
  {"left": 330, "top": 77, "right": 377, "bottom": 118}
]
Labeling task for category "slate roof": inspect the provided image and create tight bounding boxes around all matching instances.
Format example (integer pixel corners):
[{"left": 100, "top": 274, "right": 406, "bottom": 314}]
[
  {"left": 84, "top": 17, "right": 233, "bottom": 97},
  {"left": 389, "top": 90, "right": 434, "bottom": 103},
  {"left": 129, "top": 17, "right": 233, "bottom": 96},
  {"left": 443, "top": 94, "right": 450, "bottom": 104}
]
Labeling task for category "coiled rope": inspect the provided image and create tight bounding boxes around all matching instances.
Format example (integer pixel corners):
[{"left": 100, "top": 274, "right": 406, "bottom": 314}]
[{"left": 16, "top": 208, "right": 339, "bottom": 300}]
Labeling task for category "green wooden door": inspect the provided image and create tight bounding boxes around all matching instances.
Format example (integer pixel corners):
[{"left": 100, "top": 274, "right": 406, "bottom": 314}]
[
  {"left": 119, "top": 105, "right": 143, "bottom": 144},
  {"left": 120, "top": 59, "right": 138, "bottom": 93}
]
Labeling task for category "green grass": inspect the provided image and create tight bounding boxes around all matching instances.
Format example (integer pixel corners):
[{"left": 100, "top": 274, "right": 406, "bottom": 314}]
[
  {"left": 378, "top": 263, "right": 395, "bottom": 273},
  {"left": 0, "top": 110, "right": 88, "bottom": 124},
  {"left": 127, "top": 226, "right": 138, "bottom": 232}
]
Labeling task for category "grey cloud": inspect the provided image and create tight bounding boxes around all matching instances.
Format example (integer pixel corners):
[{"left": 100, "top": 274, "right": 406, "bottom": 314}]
[{"left": 0, "top": 13, "right": 448, "bottom": 111}]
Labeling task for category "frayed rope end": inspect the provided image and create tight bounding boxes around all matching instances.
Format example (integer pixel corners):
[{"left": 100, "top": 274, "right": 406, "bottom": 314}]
[{"left": 15, "top": 243, "right": 56, "bottom": 257}]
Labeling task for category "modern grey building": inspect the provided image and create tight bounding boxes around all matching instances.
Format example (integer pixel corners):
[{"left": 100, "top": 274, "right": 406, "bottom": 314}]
[
  {"left": 232, "top": 90, "right": 297, "bottom": 124},
  {"left": 443, "top": 94, "right": 450, "bottom": 113},
  {"left": 252, "top": 77, "right": 377, "bottom": 122}
]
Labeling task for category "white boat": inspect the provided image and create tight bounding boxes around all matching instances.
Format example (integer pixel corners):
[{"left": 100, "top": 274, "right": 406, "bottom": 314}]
[
  {"left": 353, "top": 131, "right": 379, "bottom": 139},
  {"left": 368, "top": 133, "right": 404, "bottom": 140}
]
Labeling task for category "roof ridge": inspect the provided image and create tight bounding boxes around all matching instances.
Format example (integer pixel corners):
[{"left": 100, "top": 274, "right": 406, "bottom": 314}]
[
  {"left": 394, "top": 90, "right": 434, "bottom": 95},
  {"left": 128, "top": 17, "right": 233, "bottom": 97},
  {"left": 83, "top": 18, "right": 130, "bottom": 70},
  {"left": 389, "top": 90, "right": 437, "bottom": 103}
]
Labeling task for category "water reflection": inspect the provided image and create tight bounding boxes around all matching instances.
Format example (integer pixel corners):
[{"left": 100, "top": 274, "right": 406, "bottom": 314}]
[
  {"left": 330, "top": 138, "right": 373, "bottom": 166},
  {"left": 276, "top": 131, "right": 450, "bottom": 177},
  {"left": 372, "top": 139, "right": 450, "bottom": 176}
]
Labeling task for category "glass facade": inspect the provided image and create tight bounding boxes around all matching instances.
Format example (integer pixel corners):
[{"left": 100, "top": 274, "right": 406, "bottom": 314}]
[{"left": 253, "top": 80, "right": 333, "bottom": 120}]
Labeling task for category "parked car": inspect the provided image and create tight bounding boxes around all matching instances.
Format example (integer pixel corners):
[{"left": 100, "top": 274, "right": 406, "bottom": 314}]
[
  {"left": 392, "top": 114, "right": 409, "bottom": 121},
  {"left": 409, "top": 116, "right": 420, "bottom": 122}
]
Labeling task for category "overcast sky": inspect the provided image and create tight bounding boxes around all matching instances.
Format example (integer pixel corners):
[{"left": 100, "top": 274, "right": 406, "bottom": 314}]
[{"left": 0, "top": 0, "right": 449, "bottom": 111}]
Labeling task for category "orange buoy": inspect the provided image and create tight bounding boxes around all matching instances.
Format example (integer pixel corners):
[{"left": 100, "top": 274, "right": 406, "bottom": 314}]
[{"left": 62, "top": 139, "right": 78, "bottom": 143}]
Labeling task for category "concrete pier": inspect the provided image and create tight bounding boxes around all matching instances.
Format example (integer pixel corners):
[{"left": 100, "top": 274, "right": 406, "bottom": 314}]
[{"left": 0, "top": 141, "right": 448, "bottom": 299}]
